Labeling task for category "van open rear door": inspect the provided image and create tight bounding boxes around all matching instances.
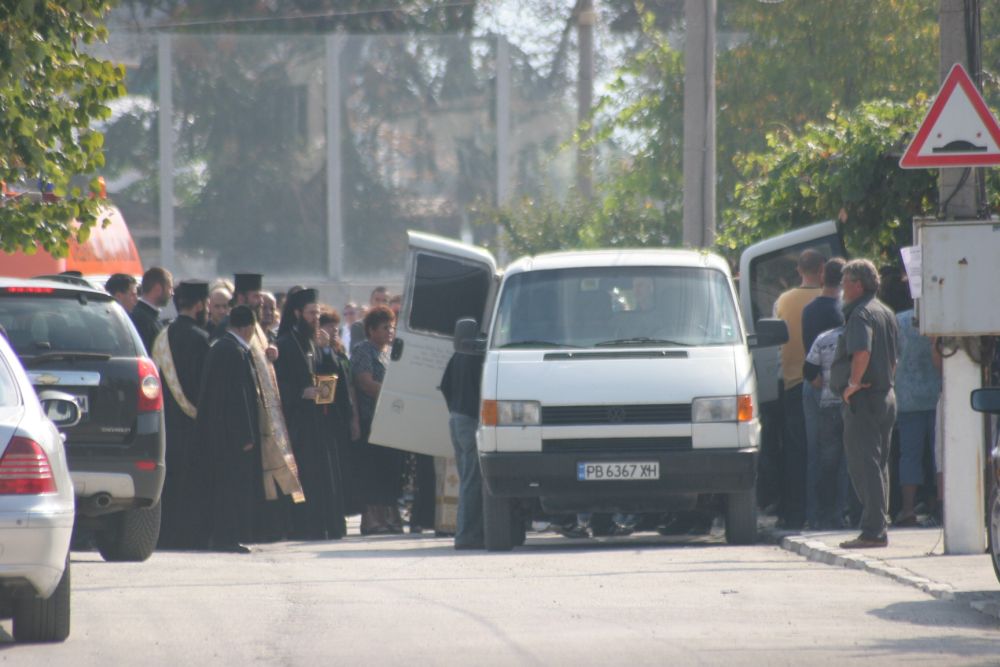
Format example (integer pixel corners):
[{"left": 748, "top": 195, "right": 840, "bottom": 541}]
[
  {"left": 369, "top": 232, "right": 498, "bottom": 457},
  {"left": 738, "top": 220, "right": 846, "bottom": 406}
]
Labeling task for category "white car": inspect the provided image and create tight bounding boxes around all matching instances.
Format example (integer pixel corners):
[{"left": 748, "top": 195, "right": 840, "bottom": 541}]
[{"left": 0, "top": 334, "right": 76, "bottom": 642}]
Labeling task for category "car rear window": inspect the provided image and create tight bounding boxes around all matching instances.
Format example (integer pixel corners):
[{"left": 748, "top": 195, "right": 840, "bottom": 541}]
[{"left": 0, "top": 294, "right": 138, "bottom": 358}]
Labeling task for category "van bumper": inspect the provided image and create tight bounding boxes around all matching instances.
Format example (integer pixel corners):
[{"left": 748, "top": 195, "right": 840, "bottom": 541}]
[{"left": 479, "top": 448, "right": 757, "bottom": 500}]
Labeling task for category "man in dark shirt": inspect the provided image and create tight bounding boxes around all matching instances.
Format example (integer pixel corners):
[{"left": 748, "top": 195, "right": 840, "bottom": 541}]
[
  {"left": 130, "top": 267, "right": 173, "bottom": 354},
  {"left": 440, "top": 349, "right": 485, "bottom": 550},
  {"left": 800, "top": 257, "right": 845, "bottom": 528},
  {"left": 831, "top": 259, "right": 899, "bottom": 549}
]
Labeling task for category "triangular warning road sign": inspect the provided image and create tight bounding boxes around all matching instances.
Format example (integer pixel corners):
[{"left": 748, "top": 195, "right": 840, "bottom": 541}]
[{"left": 900, "top": 63, "right": 1000, "bottom": 169}]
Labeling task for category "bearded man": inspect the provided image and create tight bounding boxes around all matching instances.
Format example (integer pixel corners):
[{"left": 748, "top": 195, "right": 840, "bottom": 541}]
[{"left": 274, "top": 288, "right": 345, "bottom": 540}]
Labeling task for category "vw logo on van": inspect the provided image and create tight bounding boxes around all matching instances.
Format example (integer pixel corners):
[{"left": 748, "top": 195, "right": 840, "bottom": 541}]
[{"left": 607, "top": 406, "right": 627, "bottom": 423}]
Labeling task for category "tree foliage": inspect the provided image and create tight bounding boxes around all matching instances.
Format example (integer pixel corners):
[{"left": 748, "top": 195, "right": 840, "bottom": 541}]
[
  {"left": 0, "top": 1, "right": 125, "bottom": 255},
  {"left": 719, "top": 100, "right": 939, "bottom": 260}
]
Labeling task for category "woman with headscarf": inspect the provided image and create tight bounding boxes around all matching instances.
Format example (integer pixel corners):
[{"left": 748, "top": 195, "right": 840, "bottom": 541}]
[{"left": 274, "top": 288, "right": 345, "bottom": 540}]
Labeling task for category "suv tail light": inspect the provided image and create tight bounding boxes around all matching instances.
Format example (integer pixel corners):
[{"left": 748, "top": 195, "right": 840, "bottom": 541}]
[
  {"left": 0, "top": 437, "right": 57, "bottom": 495},
  {"left": 137, "top": 358, "right": 163, "bottom": 412}
]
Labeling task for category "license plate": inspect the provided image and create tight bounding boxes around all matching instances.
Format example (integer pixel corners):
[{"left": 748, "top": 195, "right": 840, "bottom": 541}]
[{"left": 577, "top": 461, "right": 659, "bottom": 481}]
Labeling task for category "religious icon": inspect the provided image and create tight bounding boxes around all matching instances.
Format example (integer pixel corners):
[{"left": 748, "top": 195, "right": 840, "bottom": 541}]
[{"left": 314, "top": 374, "right": 338, "bottom": 405}]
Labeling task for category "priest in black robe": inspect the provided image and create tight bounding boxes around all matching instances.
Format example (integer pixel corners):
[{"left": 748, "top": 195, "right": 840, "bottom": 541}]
[
  {"left": 152, "top": 280, "right": 211, "bottom": 550},
  {"left": 274, "top": 289, "right": 345, "bottom": 540},
  {"left": 195, "top": 305, "right": 261, "bottom": 553}
]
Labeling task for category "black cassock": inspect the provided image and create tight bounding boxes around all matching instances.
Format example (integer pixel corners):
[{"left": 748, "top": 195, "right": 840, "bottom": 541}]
[
  {"left": 158, "top": 316, "right": 211, "bottom": 549},
  {"left": 316, "top": 346, "right": 356, "bottom": 519},
  {"left": 195, "top": 332, "right": 259, "bottom": 548},
  {"left": 275, "top": 326, "right": 345, "bottom": 540},
  {"left": 130, "top": 300, "right": 162, "bottom": 355}
]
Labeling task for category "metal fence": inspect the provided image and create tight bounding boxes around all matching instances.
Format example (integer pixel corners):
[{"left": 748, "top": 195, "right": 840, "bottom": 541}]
[{"left": 100, "top": 32, "right": 576, "bottom": 286}]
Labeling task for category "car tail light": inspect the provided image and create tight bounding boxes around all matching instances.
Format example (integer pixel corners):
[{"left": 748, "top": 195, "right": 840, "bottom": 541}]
[
  {"left": 0, "top": 437, "right": 57, "bottom": 495},
  {"left": 137, "top": 358, "right": 163, "bottom": 412},
  {"left": 2, "top": 286, "right": 55, "bottom": 295}
]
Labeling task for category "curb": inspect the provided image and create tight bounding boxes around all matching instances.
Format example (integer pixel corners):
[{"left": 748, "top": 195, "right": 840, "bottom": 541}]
[{"left": 776, "top": 533, "right": 1000, "bottom": 622}]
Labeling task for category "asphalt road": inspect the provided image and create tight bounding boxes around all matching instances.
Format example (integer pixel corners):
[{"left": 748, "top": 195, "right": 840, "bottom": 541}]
[{"left": 2, "top": 530, "right": 997, "bottom": 665}]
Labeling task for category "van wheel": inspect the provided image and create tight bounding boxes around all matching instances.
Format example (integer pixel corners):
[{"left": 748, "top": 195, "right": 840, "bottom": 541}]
[
  {"left": 13, "top": 557, "right": 70, "bottom": 643},
  {"left": 988, "top": 487, "right": 1000, "bottom": 584},
  {"left": 725, "top": 490, "right": 758, "bottom": 545},
  {"left": 96, "top": 502, "right": 162, "bottom": 562},
  {"left": 483, "top": 485, "right": 514, "bottom": 551}
]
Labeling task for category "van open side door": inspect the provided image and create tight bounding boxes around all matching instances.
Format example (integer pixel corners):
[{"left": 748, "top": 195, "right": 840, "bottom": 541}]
[
  {"left": 738, "top": 220, "right": 847, "bottom": 406},
  {"left": 369, "top": 232, "right": 498, "bottom": 457}
]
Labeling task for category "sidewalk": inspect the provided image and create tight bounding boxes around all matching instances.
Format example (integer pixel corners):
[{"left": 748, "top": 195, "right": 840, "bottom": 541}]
[{"left": 765, "top": 523, "right": 1000, "bottom": 621}]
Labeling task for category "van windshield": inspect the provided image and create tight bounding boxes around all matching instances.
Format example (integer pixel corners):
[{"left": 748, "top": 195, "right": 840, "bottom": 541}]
[{"left": 492, "top": 266, "right": 742, "bottom": 349}]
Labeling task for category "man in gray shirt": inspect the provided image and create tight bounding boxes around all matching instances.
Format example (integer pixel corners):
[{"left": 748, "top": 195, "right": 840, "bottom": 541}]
[{"left": 830, "top": 259, "right": 899, "bottom": 548}]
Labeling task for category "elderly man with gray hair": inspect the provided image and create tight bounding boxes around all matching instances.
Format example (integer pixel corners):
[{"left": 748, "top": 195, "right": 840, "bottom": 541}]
[{"left": 830, "top": 259, "right": 899, "bottom": 548}]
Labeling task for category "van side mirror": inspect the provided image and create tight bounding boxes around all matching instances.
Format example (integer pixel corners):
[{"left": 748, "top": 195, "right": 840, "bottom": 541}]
[
  {"left": 453, "top": 318, "right": 486, "bottom": 355},
  {"left": 971, "top": 388, "right": 1000, "bottom": 414},
  {"left": 38, "top": 391, "right": 82, "bottom": 429},
  {"left": 748, "top": 318, "right": 789, "bottom": 349}
]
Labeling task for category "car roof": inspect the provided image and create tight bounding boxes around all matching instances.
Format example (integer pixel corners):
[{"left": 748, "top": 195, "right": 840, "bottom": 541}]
[
  {"left": 0, "top": 276, "right": 111, "bottom": 298},
  {"left": 504, "top": 248, "right": 732, "bottom": 277}
]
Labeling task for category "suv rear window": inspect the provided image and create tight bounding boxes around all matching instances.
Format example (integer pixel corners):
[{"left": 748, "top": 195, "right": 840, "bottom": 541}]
[{"left": 0, "top": 294, "right": 138, "bottom": 359}]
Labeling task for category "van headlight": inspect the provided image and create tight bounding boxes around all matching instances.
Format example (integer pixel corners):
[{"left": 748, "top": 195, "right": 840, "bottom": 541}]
[
  {"left": 482, "top": 400, "right": 541, "bottom": 426},
  {"left": 692, "top": 395, "right": 754, "bottom": 423}
]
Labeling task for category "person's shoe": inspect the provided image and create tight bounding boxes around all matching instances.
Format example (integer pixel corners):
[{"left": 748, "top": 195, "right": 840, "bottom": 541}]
[
  {"left": 216, "top": 543, "right": 252, "bottom": 554},
  {"left": 409, "top": 524, "right": 424, "bottom": 535},
  {"left": 839, "top": 534, "right": 887, "bottom": 549},
  {"left": 893, "top": 513, "right": 919, "bottom": 528},
  {"left": 557, "top": 522, "right": 590, "bottom": 539}
]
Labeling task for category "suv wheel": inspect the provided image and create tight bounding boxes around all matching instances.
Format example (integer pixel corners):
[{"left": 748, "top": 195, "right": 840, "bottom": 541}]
[
  {"left": 725, "top": 489, "right": 758, "bottom": 545},
  {"left": 483, "top": 485, "right": 514, "bottom": 552},
  {"left": 96, "top": 502, "right": 162, "bottom": 562},
  {"left": 13, "top": 556, "right": 70, "bottom": 643}
]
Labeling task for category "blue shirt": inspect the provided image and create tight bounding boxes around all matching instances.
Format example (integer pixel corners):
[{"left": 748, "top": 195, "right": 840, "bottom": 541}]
[{"left": 894, "top": 309, "right": 940, "bottom": 412}]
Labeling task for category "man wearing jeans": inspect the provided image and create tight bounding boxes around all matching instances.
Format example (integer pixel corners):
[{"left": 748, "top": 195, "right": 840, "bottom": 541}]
[
  {"left": 800, "top": 258, "right": 845, "bottom": 527},
  {"left": 440, "top": 350, "right": 485, "bottom": 549}
]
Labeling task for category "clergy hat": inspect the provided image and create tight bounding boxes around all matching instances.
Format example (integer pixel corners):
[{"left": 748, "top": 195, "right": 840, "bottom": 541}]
[
  {"left": 287, "top": 287, "right": 318, "bottom": 312},
  {"left": 229, "top": 304, "right": 256, "bottom": 328},
  {"left": 233, "top": 273, "right": 263, "bottom": 294},
  {"left": 175, "top": 280, "right": 209, "bottom": 303}
]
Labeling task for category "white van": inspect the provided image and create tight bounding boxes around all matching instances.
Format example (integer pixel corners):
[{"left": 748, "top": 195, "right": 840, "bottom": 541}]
[{"left": 371, "top": 226, "right": 846, "bottom": 550}]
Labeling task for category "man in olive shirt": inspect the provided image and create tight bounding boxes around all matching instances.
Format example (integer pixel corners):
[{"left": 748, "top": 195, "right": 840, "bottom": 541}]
[{"left": 831, "top": 259, "right": 899, "bottom": 548}]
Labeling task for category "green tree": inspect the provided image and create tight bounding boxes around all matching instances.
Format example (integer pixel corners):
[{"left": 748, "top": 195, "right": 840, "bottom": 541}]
[
  {"left": 719, "top": 98, "right": 1000, "bottom": 261},
  {"left": 0, "top": 1, "right": 125, "bottom": 254}
]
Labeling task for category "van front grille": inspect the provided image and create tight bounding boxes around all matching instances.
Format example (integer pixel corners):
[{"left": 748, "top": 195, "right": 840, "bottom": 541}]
[
  {"left": 542, "top": 437, "right": 693, "bottom": 454},
  {"left": 541, "top": 404, "right": 691, "bottom": 426}
]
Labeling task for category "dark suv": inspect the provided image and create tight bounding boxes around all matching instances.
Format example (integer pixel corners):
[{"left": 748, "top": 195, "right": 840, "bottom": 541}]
[{"left": 0, "top": 277, "right": 165, "bottom": 562}]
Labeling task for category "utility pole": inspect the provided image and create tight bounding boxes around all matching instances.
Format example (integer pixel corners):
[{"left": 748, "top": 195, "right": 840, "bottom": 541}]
[
  {"left": 938, "top": 0, "right": 986, "bottom": 555},
  {"left": 576, "top": 0, "right": 595, "bottom": 199},
  {"left": 682, "top": 0, "right": 716, "bottom": 248}
]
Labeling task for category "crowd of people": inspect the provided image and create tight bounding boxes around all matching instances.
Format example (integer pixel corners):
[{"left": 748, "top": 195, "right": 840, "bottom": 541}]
[
  {"left": 105, "top": 268, "right": 449, "bottom": 553},
  {"left": 768, "top": 252, "right": 942, "bottom": 548}
]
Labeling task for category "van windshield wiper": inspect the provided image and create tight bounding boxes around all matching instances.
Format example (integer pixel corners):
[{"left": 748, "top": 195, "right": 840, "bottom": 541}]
[
  {"left": 25, "top": 351, "right": 113, "bottom": 367},
  {"left": 499, "top": 340, "right": 582, "bottom": 349},
  {"left": 595, "top": 337, "right": 689, "bottom": 347}
]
